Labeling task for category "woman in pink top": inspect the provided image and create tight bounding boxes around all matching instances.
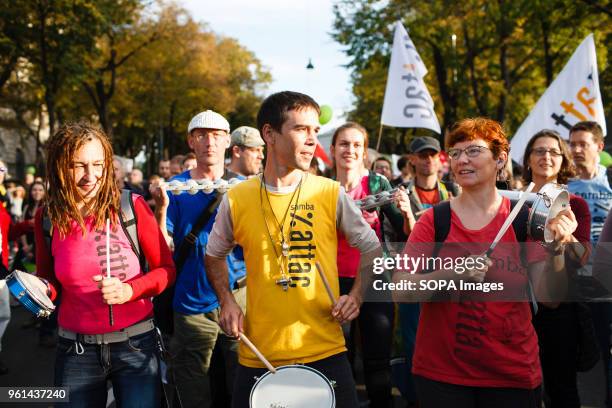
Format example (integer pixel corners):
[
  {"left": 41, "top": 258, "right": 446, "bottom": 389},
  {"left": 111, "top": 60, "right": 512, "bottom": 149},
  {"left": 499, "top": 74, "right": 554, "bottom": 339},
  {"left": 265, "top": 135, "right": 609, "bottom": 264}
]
[
  {"left": 331, "top": 122, "right": 412, "bottom": 407},
  {"left": 34, "top": 123, "right": 175, "bottom": 408}
]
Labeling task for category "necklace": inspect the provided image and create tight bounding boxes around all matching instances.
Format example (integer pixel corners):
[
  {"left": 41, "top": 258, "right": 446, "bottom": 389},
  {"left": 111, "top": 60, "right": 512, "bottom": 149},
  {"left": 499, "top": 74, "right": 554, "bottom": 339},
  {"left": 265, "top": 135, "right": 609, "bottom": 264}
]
[{"left": 259, "top": 172, "right": 306, "bottom": 290}]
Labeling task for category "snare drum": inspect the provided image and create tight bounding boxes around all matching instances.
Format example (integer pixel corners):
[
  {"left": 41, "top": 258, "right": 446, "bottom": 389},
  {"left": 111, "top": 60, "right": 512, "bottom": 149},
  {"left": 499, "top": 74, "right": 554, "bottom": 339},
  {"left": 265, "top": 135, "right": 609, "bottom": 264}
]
[
  {"left": 6, "top": 271, "right": 55, "bottom": 318},
  {"left": 250, "top": 365, "right": 335, "bottom": 408}
]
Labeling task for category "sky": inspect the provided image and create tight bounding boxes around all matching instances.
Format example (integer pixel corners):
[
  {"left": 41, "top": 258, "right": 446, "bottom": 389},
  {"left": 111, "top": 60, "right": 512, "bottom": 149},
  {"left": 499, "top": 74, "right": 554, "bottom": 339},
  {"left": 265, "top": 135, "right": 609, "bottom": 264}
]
[{"left": 181, "top": 0, "right": 355, "bottom": 135}]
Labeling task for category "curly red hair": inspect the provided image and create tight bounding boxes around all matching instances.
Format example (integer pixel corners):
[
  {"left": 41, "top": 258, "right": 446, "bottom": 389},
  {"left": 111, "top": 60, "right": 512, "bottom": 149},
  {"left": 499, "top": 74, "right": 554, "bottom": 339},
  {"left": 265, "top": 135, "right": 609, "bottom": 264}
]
[{"left": 446, "top": 118, "right": 509, "bottom": 159}]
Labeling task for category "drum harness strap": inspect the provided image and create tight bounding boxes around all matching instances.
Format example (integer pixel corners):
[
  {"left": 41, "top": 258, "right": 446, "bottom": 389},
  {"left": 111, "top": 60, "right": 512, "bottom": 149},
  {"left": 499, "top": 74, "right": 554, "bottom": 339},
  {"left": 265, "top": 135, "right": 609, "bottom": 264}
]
[{"left": 430, "top": 199, "right": 538, "bottom": 313}]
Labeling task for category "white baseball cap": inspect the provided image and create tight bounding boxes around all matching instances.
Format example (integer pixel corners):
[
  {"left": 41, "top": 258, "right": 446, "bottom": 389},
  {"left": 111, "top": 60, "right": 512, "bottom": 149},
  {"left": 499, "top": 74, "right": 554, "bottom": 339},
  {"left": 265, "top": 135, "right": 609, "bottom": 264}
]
[{"left": 187, "top": 110, "right": 230, "bottom": 134}]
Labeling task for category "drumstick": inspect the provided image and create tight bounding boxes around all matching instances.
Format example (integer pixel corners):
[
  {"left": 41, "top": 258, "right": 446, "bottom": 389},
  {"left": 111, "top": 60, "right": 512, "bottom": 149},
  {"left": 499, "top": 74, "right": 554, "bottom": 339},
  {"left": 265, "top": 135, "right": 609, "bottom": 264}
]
[
  {"left": 485, "top": 182, "right": 535, "bottom": 257},
  {"left": 315, "top": 262, "right": 336, "bottom": 306},
  {"left": 106, "top": 219, "right": 114, "bottom": 327},
  {"left": 238, "top": 333, "right": 277, "bottom": 373}
]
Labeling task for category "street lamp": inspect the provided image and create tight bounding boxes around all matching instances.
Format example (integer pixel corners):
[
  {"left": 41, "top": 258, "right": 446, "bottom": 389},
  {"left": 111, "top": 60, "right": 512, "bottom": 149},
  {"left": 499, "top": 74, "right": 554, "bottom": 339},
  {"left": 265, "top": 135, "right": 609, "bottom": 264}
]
[{"left": 451, "top": 33, "right": 457, "bottom": 83}]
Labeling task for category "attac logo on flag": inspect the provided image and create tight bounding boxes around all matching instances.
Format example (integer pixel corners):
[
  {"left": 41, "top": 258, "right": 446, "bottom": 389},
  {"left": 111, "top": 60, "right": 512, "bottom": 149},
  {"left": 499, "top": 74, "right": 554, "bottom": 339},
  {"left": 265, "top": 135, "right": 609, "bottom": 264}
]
[
  {"left": 381, "top": 21, "right": 441, "bottom": 134},
  {"left": 510, "top": 34, "right": 606, "bottom": 163}
]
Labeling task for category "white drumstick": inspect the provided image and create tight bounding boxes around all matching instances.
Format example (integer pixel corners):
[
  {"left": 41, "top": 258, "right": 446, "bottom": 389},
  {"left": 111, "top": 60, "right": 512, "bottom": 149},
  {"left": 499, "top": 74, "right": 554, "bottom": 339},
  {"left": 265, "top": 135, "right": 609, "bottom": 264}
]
[
  {"left": 316, "top": 262, "right": 336, "bottom": 306},
  {"left": 485, "top": 182, "right": 535, "bottom": 257},
  {"left": 106, "top": 219, "right": 114, "bottom": 326},
  {"left": 239, "top": 333, "right": 277, "bottom": 373}
]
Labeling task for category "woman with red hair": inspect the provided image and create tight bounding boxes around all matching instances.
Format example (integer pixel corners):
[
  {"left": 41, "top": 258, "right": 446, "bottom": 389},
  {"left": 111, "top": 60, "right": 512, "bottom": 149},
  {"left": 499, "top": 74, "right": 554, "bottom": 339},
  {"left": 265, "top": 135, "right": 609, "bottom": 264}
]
[{"left": 394, "top": 118, "right": 577, "bottom": 407}]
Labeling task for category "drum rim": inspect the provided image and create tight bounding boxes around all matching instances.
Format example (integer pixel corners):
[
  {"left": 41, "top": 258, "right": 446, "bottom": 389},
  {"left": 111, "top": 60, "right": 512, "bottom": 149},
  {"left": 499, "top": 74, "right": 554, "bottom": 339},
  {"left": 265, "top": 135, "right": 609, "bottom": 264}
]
[
  {"left": 7, "top": 271, "right": 55, "bottom": 311},
  {"left": 249, "top": 364, "right": 336, "bottom": 407}
]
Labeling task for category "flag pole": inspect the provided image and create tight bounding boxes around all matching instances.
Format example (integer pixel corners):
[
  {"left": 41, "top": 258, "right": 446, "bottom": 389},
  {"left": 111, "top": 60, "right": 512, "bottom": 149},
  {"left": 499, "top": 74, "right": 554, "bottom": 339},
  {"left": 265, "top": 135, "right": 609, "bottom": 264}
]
[{"left": 375, "top": 123, "right": 384, "bottom": 151}]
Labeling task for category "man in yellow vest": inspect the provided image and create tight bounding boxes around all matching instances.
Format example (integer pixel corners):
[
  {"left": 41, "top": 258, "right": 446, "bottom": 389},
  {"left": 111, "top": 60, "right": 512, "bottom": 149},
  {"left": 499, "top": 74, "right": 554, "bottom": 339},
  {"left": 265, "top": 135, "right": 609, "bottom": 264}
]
[{"left": 205, "top": 91, "right": 382, "bottom": 407}]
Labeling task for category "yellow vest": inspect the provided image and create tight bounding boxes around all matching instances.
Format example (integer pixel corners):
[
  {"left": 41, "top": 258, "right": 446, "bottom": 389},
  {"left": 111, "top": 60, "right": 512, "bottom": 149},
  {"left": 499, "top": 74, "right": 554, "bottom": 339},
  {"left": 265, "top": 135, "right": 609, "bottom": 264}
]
[{"left": 228, "top": 174, "right": 345, "bottom": 367}]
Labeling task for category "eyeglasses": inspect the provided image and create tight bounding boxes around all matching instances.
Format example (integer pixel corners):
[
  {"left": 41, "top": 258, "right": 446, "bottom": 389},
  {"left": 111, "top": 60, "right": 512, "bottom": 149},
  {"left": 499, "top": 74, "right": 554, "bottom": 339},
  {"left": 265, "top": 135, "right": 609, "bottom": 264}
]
[
  {"left": 447, "top": 145, "right": 490, "bottom": 160},
  {"left": 191, "top": 130, "right": 227, "bottom": 141},
  {"left": 531, "top": 147, "right": 562, "bottom": 157}
]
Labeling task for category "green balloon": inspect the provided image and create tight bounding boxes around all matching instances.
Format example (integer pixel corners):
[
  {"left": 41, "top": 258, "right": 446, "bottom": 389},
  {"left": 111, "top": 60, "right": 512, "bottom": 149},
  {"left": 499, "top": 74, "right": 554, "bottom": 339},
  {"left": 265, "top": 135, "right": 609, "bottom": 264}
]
[
  {"left": 319, "top": 105, "right": 333, "bottom": 125},
  {"left": 600, "top": 151, "right": 612, "bottom": 167}
]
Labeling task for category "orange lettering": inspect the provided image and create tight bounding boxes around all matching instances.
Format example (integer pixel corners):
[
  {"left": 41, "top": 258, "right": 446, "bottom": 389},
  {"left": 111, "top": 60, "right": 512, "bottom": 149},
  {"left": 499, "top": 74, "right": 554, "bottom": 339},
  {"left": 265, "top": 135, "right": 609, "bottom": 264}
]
[
  {"left": 560, "top": 101, "right": 587, "bottom": 121},
  {"left": 577, "top": 87, "right": 596, "bottom": 117}
]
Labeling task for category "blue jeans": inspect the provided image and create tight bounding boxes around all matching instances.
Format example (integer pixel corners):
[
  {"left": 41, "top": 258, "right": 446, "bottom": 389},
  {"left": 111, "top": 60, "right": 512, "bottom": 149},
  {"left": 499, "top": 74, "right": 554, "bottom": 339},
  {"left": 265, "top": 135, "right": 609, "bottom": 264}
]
[{"left": 54, "top": 330, "right": 161, "bottom": 408}]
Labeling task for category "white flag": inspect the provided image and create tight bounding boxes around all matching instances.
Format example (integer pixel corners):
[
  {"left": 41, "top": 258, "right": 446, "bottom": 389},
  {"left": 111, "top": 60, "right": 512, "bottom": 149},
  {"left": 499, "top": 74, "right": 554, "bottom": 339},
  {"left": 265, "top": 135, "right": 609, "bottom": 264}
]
[
  {"left": 510, "top": 34, "right": 606, "bottom": 163},
  {"left": 381, "top": 21, "right": 441, "bottom": 133}
]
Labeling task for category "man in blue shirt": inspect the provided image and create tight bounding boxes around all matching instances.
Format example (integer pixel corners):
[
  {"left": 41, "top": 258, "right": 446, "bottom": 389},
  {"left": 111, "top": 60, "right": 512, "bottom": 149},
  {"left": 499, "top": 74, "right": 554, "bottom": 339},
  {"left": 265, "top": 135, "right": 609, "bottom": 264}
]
[
  {"left": 568, "top": 122, "right": 611, "bottom": 243},
  {"left": 152, "top": 110, "right": 246, "bottom": 408},
  {"left": 567, "top": 121, "right": 612, "bottom": 407}
]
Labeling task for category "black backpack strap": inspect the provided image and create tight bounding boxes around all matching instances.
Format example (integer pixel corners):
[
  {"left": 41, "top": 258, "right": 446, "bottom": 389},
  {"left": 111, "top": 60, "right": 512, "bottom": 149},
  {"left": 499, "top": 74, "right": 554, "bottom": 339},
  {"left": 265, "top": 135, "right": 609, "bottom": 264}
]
[
  {"left": 119, "top": 189, "right": 145, "bottom": 271},
  {"left": 174, "top": 194, "right": 223, "bottom": 273},
  {"left": 508, "top": 199, "right": 529, "bottom": 268},
  {"left": 173, "top": 171, "right": 237, "bottom": 274},
  {"left": 416, "top": 201, "right": 452, "bottom": 276},
  {"left": 509, "top": 199, "right": 537, "bottom": 314},
  {"left": 432, "top": 201, "right": 451, "bottom": 259}
]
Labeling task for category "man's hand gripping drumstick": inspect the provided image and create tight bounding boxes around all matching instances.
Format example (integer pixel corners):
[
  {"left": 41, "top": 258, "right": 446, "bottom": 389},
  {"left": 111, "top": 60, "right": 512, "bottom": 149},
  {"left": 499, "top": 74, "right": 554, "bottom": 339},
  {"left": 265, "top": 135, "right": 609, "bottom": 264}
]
[
  {"left": 316, "top": 262, "right": 360, "bottom": 324},
  {"left": 205, "top": 254, "right": 277, "bottom": 373}
]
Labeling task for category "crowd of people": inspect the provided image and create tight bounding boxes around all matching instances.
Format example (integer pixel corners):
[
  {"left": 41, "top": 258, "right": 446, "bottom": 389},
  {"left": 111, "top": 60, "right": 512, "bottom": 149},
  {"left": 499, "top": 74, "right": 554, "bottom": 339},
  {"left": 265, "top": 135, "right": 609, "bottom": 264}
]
[{"left": 0, "top": 91, "right": 610, "bottom": 408}]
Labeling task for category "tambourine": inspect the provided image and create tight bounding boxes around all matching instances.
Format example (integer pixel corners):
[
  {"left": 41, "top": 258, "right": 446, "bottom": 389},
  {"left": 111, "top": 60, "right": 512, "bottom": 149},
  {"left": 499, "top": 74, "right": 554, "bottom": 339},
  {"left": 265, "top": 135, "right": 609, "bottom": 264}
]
[
  {"left": 162, "top": 177, "right": 243, "bottom": 195},
  {"left": 498, "top": 183, "right": 570, "bottom": 243},
  {"left": 6, "top": 271, "right": 55, "bottom": 318}
]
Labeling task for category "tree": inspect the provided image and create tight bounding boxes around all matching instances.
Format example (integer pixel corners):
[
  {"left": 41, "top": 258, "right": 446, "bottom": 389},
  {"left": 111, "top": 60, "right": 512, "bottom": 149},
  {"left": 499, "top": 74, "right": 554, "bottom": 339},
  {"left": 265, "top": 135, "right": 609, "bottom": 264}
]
[
  {"left": 332, "top": 0, "right": 611, "bottom": 153},
  {"left": 0, "top": 1, "right": 271, "bottom": 170},
  {"left": 1, "top": 0, "right": 122, "bottom": 136},
  {"left": 80, "top": 0, "right": 160, "bottom": 135},
  {"left": 107, "top": 3, "right": 271, "bottom": 162}
]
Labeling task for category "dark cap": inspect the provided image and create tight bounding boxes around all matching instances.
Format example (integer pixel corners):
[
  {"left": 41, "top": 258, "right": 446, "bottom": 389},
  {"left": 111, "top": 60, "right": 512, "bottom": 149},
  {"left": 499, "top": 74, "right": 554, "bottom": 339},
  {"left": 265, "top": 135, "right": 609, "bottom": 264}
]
[{"left": 409, "top": 136, "right": 441, "bottom": 153}]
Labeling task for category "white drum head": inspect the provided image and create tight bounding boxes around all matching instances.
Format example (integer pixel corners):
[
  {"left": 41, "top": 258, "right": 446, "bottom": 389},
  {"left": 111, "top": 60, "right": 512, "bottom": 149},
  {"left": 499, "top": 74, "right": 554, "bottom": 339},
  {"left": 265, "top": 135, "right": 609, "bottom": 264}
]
[
  {"left": 250, "top": 365, "right": 335, "bottom": 408},
  {"left": 15, "top": 271, "right": 55, "bottom": 310}
]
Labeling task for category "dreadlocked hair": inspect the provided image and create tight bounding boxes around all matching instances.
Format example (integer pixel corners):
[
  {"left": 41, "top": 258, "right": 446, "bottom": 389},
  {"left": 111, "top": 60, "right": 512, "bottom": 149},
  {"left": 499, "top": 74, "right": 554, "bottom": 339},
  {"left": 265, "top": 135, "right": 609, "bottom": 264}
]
[{"left": 45, "top": 122, "right": 120, "bottom": 237}]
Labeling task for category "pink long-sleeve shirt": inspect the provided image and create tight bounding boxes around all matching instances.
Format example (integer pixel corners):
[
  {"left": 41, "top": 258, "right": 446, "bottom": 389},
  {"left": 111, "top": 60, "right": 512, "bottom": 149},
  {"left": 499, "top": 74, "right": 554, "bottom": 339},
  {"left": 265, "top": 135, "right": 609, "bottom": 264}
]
[{"left": 35, "top": 195, "right": 175, "bottom": 334}]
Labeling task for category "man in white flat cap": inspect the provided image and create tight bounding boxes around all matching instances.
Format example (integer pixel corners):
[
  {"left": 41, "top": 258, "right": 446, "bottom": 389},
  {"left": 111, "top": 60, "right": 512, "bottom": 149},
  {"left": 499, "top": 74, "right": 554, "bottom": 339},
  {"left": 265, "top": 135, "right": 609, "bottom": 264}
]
[
  {"left": 227, "top": 126, "right": 265, "bottom": 179},
  {"left": 151, "top": 110, "right": 246, "bottom": 408}
]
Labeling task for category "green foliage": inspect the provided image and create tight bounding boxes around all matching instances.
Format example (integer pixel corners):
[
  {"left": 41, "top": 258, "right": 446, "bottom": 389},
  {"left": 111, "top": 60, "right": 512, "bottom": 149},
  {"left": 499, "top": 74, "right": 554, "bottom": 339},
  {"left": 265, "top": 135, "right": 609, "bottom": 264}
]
[
  {"left": 332, "top": 0, "right": 611, "bottom": 153},
  {"left": 0, "top": 0, "right": 271, "bottom": 169}
]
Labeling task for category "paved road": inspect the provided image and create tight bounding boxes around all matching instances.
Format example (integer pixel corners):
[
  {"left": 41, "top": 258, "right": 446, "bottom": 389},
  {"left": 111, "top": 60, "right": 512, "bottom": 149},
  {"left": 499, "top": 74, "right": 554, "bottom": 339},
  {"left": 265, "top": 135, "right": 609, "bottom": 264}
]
[{"left": 0, "top": 304, "right": 606, "bottom": 407}]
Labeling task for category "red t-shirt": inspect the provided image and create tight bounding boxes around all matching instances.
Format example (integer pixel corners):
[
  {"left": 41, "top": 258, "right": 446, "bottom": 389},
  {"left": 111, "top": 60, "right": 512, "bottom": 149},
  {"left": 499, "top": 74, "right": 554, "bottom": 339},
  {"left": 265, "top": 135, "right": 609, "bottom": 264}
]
[
  {"left": 403, "top": 197, "right": 545, "bottom": 389},
  {"left": 415, "top": 186, "right": 440, "bottom": 207}
]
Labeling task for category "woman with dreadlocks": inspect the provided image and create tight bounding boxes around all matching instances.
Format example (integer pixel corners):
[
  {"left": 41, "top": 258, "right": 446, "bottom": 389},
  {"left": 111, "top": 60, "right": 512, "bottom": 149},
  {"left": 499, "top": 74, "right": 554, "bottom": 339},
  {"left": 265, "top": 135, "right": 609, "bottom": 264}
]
[{"left": 34, "top": 122, "right": 175, "bottom": 407}]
